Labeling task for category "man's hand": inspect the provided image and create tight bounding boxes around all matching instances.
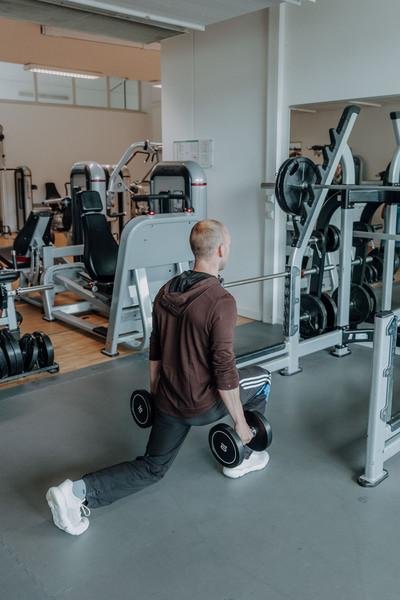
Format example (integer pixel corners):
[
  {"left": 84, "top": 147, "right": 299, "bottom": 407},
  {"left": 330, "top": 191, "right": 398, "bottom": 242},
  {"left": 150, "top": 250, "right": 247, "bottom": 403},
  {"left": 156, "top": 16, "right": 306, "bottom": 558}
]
[{"left": 235, "top": 419, "right": 254, "bottom": 445}]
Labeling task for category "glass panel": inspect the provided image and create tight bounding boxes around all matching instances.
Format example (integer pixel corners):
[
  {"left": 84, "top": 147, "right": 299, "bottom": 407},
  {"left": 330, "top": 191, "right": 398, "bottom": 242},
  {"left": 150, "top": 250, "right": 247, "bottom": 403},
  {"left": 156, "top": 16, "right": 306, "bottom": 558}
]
[
  {"left": 0, "top": 62, "right": 35, "bottom": 101},
  {"left": 125, "top": 80, "right": 140, "bottom": 110},
  {"left": 75, "top": 77, "right": 108, "bottom": 107},
  {"left": 37, "top": 73, "right": 73, "bottom": 104},
  {"left": 109, "top": 77, "right": 125, "bottom": 109}
]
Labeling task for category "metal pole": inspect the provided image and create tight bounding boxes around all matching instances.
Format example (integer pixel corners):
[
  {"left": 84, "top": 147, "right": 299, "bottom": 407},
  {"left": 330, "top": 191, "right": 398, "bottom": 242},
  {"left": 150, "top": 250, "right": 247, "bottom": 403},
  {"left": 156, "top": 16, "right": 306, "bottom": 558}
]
[
  {"left": 382, "top": 204, "right": 397, "bottom": 310},
  {"left": 358, "top": 311, "right": 397, "bottom": 487}
]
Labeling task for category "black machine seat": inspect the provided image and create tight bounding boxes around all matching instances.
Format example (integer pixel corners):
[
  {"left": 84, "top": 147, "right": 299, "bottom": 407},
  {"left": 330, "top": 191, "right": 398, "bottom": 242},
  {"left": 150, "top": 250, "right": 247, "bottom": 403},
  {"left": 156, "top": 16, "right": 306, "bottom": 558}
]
[
  {"left": 13, "top": 211, "right": 53, "bottom": 258},
  {"left": 78, "top": 191, "right": 118, "bottom": 284}
]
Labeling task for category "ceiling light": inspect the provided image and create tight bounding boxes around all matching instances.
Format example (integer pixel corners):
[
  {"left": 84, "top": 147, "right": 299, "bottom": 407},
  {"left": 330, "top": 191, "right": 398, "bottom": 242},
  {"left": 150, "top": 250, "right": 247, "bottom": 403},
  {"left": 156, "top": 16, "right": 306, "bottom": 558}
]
[
  {"left": 24, "top": 64, "right": 102, "bottom": 79},
  {"left": 348, "top": 100, "right": 382, "bottom": 108},
  {"left": 152, "top": 83, "right": 162, "bottom": 89}
]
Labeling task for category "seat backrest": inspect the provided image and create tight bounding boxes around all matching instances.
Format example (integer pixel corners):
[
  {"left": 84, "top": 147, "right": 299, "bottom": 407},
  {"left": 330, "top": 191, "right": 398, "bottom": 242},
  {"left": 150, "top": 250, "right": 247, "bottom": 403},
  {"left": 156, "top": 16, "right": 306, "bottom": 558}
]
[
  {"left": 78, "top": 191, "right": 118, "bottom": 283},
  {"left": 13, "top": 211, "right": 53, "bottom": 256}
]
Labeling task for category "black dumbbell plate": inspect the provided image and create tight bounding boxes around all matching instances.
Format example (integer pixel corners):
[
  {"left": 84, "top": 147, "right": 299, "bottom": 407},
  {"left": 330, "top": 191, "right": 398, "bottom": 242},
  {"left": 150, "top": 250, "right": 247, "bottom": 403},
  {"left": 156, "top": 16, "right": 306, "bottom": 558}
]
[
  {"left": 208, "top": 423, "right": 244, "bottom": 467},
  {"left": 245, "top": 411, "right": 273, "bottom": 452}
]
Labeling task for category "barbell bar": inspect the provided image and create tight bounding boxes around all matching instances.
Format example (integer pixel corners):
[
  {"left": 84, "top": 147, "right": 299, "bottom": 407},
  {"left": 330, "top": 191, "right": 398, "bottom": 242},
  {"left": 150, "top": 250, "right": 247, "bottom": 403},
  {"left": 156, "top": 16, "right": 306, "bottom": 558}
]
[{"left": 224, "top": 256, "right": 371, "bottom": 289}]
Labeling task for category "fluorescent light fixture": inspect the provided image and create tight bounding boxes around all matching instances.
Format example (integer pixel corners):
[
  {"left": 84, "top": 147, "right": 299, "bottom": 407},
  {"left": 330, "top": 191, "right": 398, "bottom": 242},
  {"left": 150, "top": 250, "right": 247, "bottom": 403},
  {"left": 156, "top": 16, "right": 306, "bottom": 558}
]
[
  {"left": 152, "top": 83, "right": 162, "bottom": 89},
  {"left": 24, "top": 64, "right": 102, "bottom": 79},
  {"left": 348, "top": 100, "right": 382, "bottom": 108},
  {"left": 291, "top": 107, "right": 317, "bottom": 114}
]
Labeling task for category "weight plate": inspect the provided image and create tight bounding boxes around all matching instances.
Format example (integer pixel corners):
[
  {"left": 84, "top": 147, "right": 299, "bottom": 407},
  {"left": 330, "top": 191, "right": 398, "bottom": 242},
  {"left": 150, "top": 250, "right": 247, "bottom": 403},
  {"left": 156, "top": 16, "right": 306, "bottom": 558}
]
[
  {"left": 368, "top": 249, "right": 384, "bottom": 281},
  {"left": 325, "top": 224, "right": 340, "bottom": 253},
  {"left": 32, "top": 331, "right": 55, "bottom": 367},
  {"left": 394, "top": 252, "right": 400, "bottom": 276},
  {"left": 275, "top": 157, "right": 320, "bottom": 216},
  {"left": 0, "top": 330, "right": 23, "bottom": 375},
  {"left": 364, "top": 264, "right": 375, "bottom": 284},
  {"left": 208, "top": 423, "right": 244, "bottom": 468},
  {"left": 362, "top": 283, "right": 377, "bottom": 321},
  {"left": 245, "top": 410, "right": 273, "bottom": 452},
  {"left": 130, "top": 389, "right": 154, "bottom": 428},
  {"left": 332, "top": 284, "right": 371, "bottom": 325},
  {"left": 0, "top": 345, "right": 8, "bottom": 378},
  {"left": 320, "top": 292, "right": 337, "bottom": 331},
  {"left": 19, "top": 333, "right": 39, "bottom": 371},
  {"left": 300, "top": 293, "right": 328, "bottom": 339},
  {"left": 353, "top": 222, "right": 373, "bottom": 248}
]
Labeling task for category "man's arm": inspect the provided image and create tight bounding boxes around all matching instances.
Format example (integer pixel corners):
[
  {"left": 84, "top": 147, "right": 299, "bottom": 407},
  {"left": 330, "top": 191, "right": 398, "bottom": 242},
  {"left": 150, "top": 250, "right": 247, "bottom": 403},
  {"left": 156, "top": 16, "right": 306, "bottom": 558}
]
[
  {"left": 218, "top": 388, "right": 253, "bottom": 445},
  {"left": 149, "top": 360, "right": 161, "bottom": 395},
  {"left": 211, "top": 295, "right": 253, "bottom": 444}
]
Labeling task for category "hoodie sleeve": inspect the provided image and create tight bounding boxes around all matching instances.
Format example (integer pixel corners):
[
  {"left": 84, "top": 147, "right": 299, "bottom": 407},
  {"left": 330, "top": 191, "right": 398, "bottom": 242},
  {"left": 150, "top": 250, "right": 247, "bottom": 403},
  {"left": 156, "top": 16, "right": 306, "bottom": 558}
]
[
  {"left": 209, "top": 293, "right": 240, "bottom": 390},
  {"left": 149, "top": 293, "right": 162, "bottom": 361}
]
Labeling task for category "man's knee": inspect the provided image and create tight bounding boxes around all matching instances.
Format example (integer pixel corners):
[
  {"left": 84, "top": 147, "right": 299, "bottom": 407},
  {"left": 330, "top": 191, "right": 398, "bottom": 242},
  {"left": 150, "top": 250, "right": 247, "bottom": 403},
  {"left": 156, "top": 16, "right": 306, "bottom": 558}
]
[{"left": 141, "top": 457, "right": 171, "bottom": 481}]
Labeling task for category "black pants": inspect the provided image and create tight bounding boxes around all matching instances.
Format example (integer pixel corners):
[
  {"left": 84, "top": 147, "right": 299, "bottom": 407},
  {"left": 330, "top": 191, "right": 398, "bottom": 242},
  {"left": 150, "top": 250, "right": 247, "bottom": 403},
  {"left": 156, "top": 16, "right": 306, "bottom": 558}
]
[{"left": 83, "top": 366, "right": 271, "bottom": 508}]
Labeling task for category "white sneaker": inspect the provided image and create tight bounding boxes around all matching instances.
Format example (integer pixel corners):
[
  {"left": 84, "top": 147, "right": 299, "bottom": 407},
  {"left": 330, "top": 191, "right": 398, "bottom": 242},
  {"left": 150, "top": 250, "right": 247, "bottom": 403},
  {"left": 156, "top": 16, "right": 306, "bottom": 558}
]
[
  {"left": 222, "top": 451, "right": 270, "bottom": 479},
  {"left": 46, "top": 479, "right": 90, "bottom": 536}
]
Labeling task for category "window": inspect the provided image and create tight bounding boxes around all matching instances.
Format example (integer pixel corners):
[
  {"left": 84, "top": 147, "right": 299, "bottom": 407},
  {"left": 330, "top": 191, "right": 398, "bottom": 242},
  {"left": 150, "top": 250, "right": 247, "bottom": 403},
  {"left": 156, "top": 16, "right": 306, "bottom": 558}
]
[
  {"left": 36, "top": 73, "right": 73, "bottom": 104},
  {"left": 75, "top": 77, "right": 108, "bottom": 108},
  {"left": 0, "top": 62, "right": 34, "bottom": 102},
  {"left": 110, "top": 77, "right": 140, "bottom": 110},
  {"left": 0, "top": 61, "right": 142, "bottom": 112}
]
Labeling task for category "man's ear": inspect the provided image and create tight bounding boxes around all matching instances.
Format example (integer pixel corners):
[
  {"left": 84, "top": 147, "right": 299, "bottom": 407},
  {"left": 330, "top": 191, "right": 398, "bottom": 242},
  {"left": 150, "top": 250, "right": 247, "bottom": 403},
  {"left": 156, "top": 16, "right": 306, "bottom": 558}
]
[{"left": 217, "top": 243, "right": 224, "bottom": 257}]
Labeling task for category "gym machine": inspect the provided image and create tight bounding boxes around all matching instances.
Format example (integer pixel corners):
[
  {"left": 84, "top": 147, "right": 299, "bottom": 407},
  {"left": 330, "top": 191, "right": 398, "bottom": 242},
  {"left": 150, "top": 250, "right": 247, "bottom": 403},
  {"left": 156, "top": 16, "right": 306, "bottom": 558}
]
[
  {"left": 229, "top": 106, "right": 400, "bottom": 378},
  {"left": 0, "top": 125, "right": 35, "bottom": 232},
  {"left": 69, "top": 140, "right": 162, "bottom": 243},
  {"left": 37, "top": 161, "right": 207, "bottom": 354}
]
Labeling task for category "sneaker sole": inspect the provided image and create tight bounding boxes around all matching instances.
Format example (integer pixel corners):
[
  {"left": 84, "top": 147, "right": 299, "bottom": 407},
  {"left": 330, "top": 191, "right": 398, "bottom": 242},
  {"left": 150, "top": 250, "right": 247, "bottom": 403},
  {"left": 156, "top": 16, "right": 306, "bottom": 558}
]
[
  {"left": 223, "top": 455, "right": 270, "bottom": 479},
  {"left": 46, "top": 488, "right": 89, "bottom": 536}
]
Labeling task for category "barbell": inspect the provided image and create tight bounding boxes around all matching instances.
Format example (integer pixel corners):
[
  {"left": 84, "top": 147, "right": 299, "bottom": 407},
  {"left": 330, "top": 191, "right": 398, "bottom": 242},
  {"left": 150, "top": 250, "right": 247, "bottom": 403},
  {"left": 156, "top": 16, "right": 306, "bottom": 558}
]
[{"left": 263, "top": 156, "right": 400, "bottom": 216}]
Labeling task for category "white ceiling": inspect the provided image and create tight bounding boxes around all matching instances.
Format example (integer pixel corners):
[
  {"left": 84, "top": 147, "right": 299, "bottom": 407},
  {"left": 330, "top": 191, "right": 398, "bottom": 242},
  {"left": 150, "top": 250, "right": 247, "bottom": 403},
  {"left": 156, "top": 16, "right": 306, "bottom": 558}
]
[{"left": 0, "top": 0, "right": 307, "bottom": 44}]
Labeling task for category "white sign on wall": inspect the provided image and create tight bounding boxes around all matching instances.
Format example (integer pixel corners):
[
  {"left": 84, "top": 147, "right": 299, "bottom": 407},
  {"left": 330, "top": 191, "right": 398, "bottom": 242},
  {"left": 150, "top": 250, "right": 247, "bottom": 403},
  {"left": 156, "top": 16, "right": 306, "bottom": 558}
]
[{"left": 173, "top": 139, "right": 214, "bottom": 169}]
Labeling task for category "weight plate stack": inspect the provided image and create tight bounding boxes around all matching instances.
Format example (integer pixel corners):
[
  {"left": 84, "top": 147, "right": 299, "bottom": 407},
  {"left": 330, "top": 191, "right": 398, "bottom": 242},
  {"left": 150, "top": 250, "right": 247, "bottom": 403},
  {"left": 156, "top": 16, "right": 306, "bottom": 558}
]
[
  {"left": 275, "top": 157, "right": 320, "bottom": 216},
  {"left": 0, "top": 345, "right": 8, "bottom": 378},
  {"left": 300, "top": 293, "right": 328, "bottom": 339},
  {"left": 320, "top": 292, "right": 337, "bottom": 331},
  {"left": 19, "top": 333, "right": 39, "bottom": 372},
  {"left": 325, "top": 224, "right": 340, "bottom": 253},
  {"left": 368, "top": 249, "right": 384, "bottom": 281},
  {"left": 0, "top": 330, "right": 24, "bottom": 375},
  {"left": 32, "top": 331, "right": 55, "bottom": 368},
  {"left": 362, "top": 283, "right": 377, "bottom": 322},
  {"left": 332, "top": 284, "right": 371, "bottom": 325}
]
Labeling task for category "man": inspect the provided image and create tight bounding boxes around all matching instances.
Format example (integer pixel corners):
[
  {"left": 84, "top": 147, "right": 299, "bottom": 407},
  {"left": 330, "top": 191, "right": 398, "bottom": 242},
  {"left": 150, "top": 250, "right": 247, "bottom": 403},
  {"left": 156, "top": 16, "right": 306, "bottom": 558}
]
[{"left": 46, "top": 219, "right": 271, "bottom": 536}]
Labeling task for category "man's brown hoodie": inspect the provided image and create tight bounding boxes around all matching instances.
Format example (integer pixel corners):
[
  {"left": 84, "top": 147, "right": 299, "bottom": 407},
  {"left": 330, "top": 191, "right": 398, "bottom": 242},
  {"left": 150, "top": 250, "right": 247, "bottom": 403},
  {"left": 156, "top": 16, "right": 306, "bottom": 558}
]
[{"left": 149, "top": 271, "right": 239, "bottom": 418}]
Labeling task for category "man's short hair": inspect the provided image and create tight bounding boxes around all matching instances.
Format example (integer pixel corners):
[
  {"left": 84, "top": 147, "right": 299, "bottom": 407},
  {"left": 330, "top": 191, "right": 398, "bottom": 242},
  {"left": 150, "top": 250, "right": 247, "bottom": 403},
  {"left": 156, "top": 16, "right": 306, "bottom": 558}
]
[{"left": 190, "top": 220, "right": 226, "bottom": 260}]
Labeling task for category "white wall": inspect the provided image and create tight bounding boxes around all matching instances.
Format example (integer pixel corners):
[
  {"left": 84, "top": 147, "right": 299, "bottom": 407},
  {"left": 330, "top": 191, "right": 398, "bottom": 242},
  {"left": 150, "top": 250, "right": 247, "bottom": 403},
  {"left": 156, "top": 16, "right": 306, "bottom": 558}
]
[
  {"left": 0, "top": 101, "right": 153, "bottom": 200},
  {"left": 284, "top": 0, "right": 400, "bottom": 106},
  {"left": 291, "top": 105, "right": 399, "bottom": 181},
  {"left": 162, "top": 11, "right": 269, "bottom": 319}
]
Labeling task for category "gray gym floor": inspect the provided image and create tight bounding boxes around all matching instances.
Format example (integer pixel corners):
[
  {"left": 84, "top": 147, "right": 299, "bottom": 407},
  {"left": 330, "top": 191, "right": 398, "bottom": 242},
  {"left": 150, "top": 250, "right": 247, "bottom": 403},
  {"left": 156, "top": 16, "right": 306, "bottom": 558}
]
[{"left": 1, "top": 342, "right": 400, "bottom": 600}]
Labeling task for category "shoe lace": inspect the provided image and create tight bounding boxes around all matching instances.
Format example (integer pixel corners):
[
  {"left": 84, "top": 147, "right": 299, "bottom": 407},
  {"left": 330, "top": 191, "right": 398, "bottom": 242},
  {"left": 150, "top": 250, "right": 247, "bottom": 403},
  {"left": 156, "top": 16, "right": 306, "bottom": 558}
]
[{"left": 80, "top": 503, "right": 91, "bottom": 517}]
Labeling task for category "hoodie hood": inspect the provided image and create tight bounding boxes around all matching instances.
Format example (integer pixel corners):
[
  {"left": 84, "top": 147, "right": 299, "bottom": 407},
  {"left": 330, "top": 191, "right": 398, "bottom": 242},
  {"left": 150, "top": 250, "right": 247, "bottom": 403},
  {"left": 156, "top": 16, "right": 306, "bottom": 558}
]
[{"left": 160, "top": 270, "right": 221, "bottom": 317}]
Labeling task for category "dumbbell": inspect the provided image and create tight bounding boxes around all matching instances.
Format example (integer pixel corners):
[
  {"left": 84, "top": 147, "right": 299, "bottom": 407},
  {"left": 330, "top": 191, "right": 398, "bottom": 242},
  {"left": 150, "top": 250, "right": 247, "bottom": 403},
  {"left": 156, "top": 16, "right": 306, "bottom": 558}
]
[
  {"left": 208, "top": 410, "right": 272, "bottom": 468},
  {"left": 130, "top": 389, "right": 154, "bottom": 428}
]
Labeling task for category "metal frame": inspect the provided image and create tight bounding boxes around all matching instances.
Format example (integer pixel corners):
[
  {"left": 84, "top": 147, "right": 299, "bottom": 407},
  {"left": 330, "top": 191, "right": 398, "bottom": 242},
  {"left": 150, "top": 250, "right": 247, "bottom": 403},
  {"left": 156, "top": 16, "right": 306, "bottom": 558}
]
[{"left": 358, "top": 311, "right": 398, "bottom": 487}]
